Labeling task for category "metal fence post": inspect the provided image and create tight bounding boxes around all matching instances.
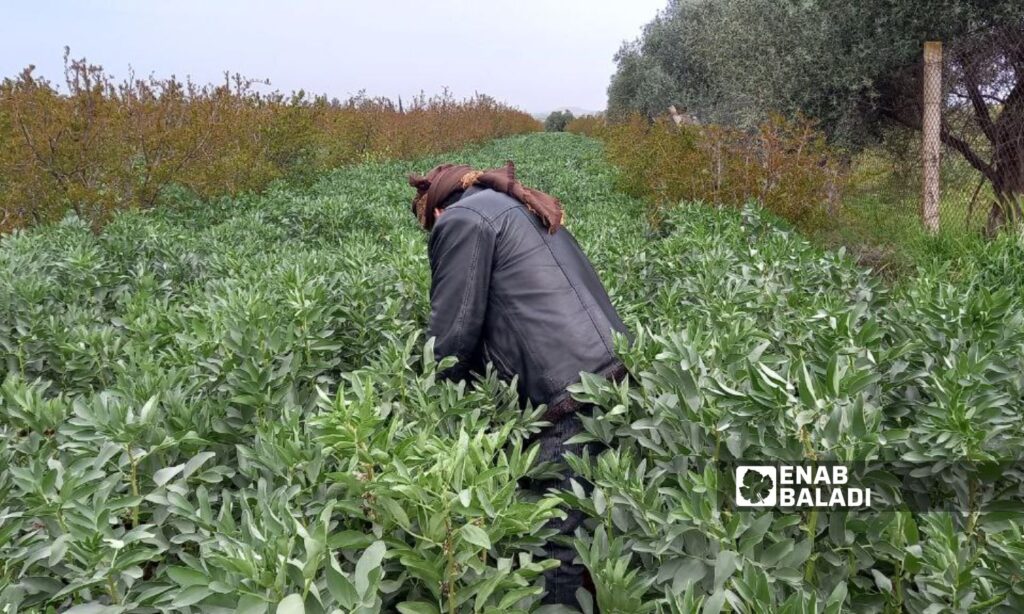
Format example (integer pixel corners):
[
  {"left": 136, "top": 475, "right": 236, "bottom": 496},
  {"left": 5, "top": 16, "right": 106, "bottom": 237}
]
[{"left": 922, "top": 41, "right": 942, "bottom": 234}]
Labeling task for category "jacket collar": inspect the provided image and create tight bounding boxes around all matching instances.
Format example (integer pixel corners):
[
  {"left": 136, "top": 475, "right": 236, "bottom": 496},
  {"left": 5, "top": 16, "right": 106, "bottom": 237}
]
[
  {"left": 458, "top": 185, "right": 485, "bottom": 202},
  {"left": 438, "top": 184, "right": 485, "bottom": 210}
]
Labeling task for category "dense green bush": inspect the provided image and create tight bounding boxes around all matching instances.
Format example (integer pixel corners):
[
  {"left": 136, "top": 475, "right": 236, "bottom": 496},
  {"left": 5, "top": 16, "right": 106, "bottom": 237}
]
[
  {"left": 544, "top": 111, "right": 575, "bottom": 133},
  {"left": 1, "top": 133, "right": 1023, "bottom": 613}
]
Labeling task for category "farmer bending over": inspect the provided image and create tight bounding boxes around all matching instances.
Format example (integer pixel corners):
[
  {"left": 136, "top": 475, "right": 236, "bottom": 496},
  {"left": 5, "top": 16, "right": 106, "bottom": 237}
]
[{"left": 408, "top": 161, "right": 632, "bottom": 608}]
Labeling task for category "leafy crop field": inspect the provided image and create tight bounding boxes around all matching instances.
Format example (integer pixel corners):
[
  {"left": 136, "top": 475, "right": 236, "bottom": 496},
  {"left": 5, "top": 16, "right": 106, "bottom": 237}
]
[{"left": 2, "top": 133, "right": 1024, "bottom": 613}]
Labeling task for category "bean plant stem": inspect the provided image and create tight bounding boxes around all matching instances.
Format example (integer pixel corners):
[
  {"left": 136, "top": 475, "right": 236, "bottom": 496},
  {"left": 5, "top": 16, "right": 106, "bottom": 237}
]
[
  {"left": 804, "top": 510, "right": 818, "bottom": 584},
  {"left": 107, "top": 548, "right": 122, "bottom": 604},
  {"left": 126, "top": 444, "right": 140, "bottom": 526},
  {"left": 107, "top": 573, "right": 120, "bottom": 605},
  {"left": 444, "top": 515, "right": 457, "bottom": 614}
]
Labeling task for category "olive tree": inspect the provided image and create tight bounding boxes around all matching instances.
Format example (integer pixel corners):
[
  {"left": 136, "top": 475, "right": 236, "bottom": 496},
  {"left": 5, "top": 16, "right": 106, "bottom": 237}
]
[
  {"left": 544, "top": 110, "right": 575, "bottom": 132},
  {"left": 609, "top": 0, "right": 1024, "bottom": 233}
]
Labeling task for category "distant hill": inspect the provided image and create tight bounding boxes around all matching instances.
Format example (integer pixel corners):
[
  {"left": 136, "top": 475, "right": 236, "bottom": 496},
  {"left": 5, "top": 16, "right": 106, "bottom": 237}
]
[{"left": 531, "top": 106, "right": 602, "bottom": 121}]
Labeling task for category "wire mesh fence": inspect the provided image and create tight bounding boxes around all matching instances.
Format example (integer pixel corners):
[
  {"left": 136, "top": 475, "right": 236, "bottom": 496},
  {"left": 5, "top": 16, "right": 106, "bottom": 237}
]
[
  {"left": 941, "top": 25, "right": 1024, "bottom": 236},
  {"left": 853, "top": 24, "right": 1024, "bottom": 239}
]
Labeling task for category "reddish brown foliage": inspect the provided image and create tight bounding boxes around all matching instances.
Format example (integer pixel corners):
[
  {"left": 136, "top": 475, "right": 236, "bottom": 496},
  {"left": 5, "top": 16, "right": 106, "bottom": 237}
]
[
  {"left": 596, "top": 114, "right": 846, "bottom": 231},
  {"left": 0, "top": 51, "right": 540, "bottom": 232},
  {"left": 565, "top": 114, "right": 605, "bottom": 137}
]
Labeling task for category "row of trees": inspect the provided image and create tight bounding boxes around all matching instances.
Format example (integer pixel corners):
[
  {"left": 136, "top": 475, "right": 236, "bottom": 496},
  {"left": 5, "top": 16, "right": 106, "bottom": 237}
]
[
  {"left": 0, "top": 50, "right": 540, "bottom": 233},
  {"left": 608, "top": 0, "right": 1024, "bottom": 234}
]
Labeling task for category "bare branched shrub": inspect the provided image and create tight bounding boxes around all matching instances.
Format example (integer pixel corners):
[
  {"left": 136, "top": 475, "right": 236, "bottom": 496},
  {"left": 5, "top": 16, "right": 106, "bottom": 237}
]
[
  {"left": 0, "top": 52, "right": 540, "bottom": 232},
  {"left": 565, "top": 114, "right": 606, "bottom": 137},
  {"left": 599, "top": 114, "right": 846, "bottom": 232}
]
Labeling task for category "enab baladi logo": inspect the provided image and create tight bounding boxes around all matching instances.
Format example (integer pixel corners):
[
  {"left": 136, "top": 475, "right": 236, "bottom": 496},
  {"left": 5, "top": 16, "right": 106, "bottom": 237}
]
[{"left": 734, "top": 463, "right": 873, "bottom": 510}]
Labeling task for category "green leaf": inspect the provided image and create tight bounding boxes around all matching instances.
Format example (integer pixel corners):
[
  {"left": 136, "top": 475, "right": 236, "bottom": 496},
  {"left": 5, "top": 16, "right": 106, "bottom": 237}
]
[
  {"left": 593, "top": 487, "right": 607, "bottom": 515},
  {"left": 672, "top": 558, "right": 707, "bottom": 592},
  {"left": 849, "top": 397, "right": 867, "bottom": 437},
  {"left": 327, "top": 530, "right": 375, "bottom": 550},
  {"left": 460, "top": 524, "right": 491, "bottom": 550},
  {"left": 738, "top": 513, "right": 773, "bottom": 554},
  {"left": 397, "top": 602, "right": 441, "bottom": 614},
  {"left": 166, "top": 566, "right": 209, "bottom": 587},
  {"left": 870, "top": 569, "right": 892, "bottom": 593},
  {"left": 677, "top": 369, "right": 701, "bottom": 412},
  {"left": 173, "top": 586, "right": 213, "bottom": 608},
  {"left": 277, "top": 594, "right": 305, "bottom": 614},
  {"left": 354, "top": 540, "right": 386, "bottom": 597},
  {"left": 49, "top": 534, "right": 70, "bottom": 566},
  {"left": 760, "top": 539, "right": 794, "bottom": 566},
  {"left": 182, "top": 451, "right": 217, "bottom": 480},
  {"left": 828, "top": 511, "right": 849, "bottom": 547},
  {"left": 327, "top": 560, "right": 358, "bottom": 608},
  {"left": 139, "top": 395, "right": 159, "bottom": 423},
  {"left": 778, "top": 538, "right": 812, "bottom": 569},
  {"left": 473, "top": 568, "right": 509, "bottom": 610},
  {"left": 237, "top": 595, "right": 270, "bottom": 614},
  {"left": 377, "top": 495, "right": 410, "bottom": 529},
  {"left": 826, "top": 354, "right": 841, "bottom": 397},
  {"left": 797, "top": 359, "right": 818, "bottom": 406},
  {"left": 713, "top": 550, "right": 739, "bottom": 589},
  {"left": 702, "top": 590, "right": 726, "bottom": 614},
  {"left": 63, "top": 605, "right": 119, "bottom": 614},
  {"left": 154, "top": 464, "right": 185, "bottom": 487},
  {"left": 825, "top": 581, "right": 848, "bottom": 614}
]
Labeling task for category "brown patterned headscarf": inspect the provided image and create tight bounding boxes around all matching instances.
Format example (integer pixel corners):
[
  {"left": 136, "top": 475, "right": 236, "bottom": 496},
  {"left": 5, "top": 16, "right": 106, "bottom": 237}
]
[{"left": 408, "top": 161, "right": 564, "bottom": 233}]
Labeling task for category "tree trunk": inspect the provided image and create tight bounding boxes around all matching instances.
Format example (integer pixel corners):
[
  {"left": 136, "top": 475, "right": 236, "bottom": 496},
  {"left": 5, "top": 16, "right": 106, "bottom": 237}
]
[
  {"left": 986, "top": 175, "right": 1024, "bottom": 237},
  {"left": 985, "top": 113, "right": 1024, "bottom": 237}
]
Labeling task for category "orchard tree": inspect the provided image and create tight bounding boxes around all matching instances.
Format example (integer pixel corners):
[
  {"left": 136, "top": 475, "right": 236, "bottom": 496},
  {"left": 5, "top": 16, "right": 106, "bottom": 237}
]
[
  {"left": 606, "top": 42, "right": 679, "bottom": 121},
  {"left": 544, "top": 109, "right": 575, "bottom": 132},
  {"left": 609, "top": 0, "right": 1024, "bottom": 233}
]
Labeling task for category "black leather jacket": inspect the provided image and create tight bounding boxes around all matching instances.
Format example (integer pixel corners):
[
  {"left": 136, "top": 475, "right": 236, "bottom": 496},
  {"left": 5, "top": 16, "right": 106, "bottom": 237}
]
[{"left": 426, "top": 185, "right": 631, "bottom": 419}]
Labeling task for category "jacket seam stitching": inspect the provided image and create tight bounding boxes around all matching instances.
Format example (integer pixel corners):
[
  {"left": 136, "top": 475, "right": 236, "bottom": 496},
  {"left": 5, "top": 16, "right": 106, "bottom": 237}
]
[
  {"left": 483, "top": 342, "right": 513, "bottom": 379},
  {"left": 444, "top": 205, "right": 501, "bottom": 232},
  {"left": 448, "top": 217, "right": 487, "bottom": 357},
  {"left": 490, "top": 290, "right": 544, "bottom": 377},
  {"left": 451, "top": 193, "right": 518, "bottom": 226},
  {"left": 530, "top": 210, "right": 615, "bottom": 358}
]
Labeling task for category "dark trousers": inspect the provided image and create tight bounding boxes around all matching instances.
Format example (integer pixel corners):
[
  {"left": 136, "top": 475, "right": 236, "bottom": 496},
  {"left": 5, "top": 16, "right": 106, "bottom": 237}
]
[{"left": 522, "top": 406, "right": 606, "bottom": 609}]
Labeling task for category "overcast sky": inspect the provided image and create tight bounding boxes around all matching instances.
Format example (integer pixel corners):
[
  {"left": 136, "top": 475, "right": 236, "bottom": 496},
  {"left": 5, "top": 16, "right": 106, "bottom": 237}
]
[{"left": 1, "top": 0, "right": 666, "bottom": 113}]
